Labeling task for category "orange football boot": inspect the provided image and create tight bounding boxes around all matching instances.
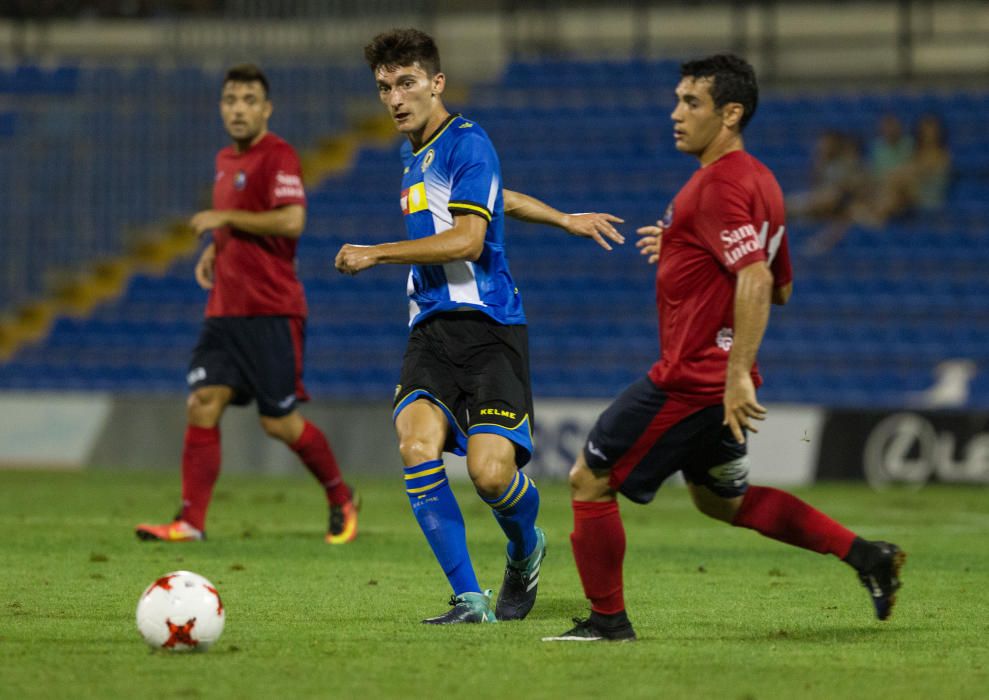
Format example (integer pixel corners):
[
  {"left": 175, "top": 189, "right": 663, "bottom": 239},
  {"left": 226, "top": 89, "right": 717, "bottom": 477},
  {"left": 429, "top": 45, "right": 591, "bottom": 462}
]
[
  {"left": 326, "top": 490, "right": 360, "bottom": 544},
  {"left": 135, "top": 519, "right": 204, "bottom": 542}
]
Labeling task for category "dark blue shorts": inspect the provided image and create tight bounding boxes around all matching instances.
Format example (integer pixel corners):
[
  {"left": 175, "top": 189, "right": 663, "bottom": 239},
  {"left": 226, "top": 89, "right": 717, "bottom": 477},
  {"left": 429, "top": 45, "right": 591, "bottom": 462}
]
[
  {"left": 393, "top": 311, "right": 534, "bottom": 467},
  {"left": 583, "top": 376, "right": 749, "bottom": 504},
  {"left": 187, "top": 316, "right": 309, "bottom": 418}
]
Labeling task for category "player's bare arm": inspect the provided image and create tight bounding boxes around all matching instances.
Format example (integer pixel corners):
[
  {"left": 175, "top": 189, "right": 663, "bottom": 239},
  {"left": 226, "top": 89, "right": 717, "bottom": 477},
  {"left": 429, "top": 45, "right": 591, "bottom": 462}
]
[
  {"left": 193, "top": 242, "right": 216, "bottom": 290},
  {"left": 189, "top": 204, "right": 305, "bottom": 239},
  {"left": 335, "top": 213, "right": 487, "bottom": 275},
  {"left": 635, "top": 220, "right": 665, "bottom": 264},
  {"left": 503, "top": 189, "right": 624, "bottom": 251},
  {"left": 723, "top": 260, "right": 773, "bottom": 444},
  {"left": 772, "top": 281, "right": 792, "bottom": 306}
]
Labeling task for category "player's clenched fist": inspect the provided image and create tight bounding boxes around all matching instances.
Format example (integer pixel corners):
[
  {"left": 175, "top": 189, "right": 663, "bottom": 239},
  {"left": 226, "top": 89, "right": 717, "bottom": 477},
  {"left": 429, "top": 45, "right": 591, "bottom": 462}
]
[{"left": 335, "top": 244, "right": 378, "bottom": 275}]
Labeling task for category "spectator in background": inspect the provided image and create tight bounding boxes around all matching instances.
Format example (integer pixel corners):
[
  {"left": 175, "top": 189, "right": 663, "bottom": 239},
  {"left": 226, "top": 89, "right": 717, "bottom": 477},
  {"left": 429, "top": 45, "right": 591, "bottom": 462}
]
[
  {"left": 794, "top": 131, "right": 866, "bottom": 255},
  {"left": 852, "top": 114, "right": 952, "bottom": 228},
  {"left": 869, "top": 113, "right": 914, "bottom": 180},
  {"left": 787, "top": 130, "right": 864, "bottom": 223},
  {"left": 907, "top": 114, "right": 952, "bottom": 212}
]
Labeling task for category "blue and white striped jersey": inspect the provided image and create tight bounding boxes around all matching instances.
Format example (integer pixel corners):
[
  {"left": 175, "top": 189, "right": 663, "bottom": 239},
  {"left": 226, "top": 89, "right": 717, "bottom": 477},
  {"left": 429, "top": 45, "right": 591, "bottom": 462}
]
[{"left": 398, "top": 113, "right": 525, "bottom": 328}]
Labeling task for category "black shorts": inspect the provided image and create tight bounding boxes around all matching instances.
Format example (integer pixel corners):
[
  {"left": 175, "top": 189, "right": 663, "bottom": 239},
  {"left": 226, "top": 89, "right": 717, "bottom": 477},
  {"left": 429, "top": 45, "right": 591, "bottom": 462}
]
[
  {"left": 583, "top": 376, "right": 749, "bottom": 504},
  {"left": 187, "top": 316, "right": 309, "bottom": 418},
  {"left": 393, "top": 311, "right": 534, "bottom": 467}
]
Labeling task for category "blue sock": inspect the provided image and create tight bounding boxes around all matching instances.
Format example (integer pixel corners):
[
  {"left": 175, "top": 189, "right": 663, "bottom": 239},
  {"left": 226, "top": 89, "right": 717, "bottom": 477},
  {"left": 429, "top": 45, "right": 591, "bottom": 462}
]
[
  {"left": 405, "top": 460, "right": 480, "bottom": 596},
  {"left": 482, "top": 472, "right": 541, "bottom": 561}
]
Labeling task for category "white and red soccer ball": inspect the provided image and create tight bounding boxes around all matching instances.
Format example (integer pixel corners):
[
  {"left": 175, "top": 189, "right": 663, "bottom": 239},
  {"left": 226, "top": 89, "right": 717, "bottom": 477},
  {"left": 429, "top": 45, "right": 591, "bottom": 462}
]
[{"left": 136, "top": 571, "right": 225, "bottom": 651}]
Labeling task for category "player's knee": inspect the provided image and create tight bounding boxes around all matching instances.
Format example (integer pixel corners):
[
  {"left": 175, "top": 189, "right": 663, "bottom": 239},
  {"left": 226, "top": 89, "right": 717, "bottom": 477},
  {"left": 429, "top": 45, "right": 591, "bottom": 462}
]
[
  {"left": 259, "top": 415, "right": 292, "bottom": 442},
  {"left": 397, "top": 435, "right": 442, "bottom": 466},
  {"left": 569, "top": 459, "right": 612, "bottom": 501},
  {"left": 469, "top": 461, "right": 514, "bottom": 500},
  {"left": 186, "top": 388, "right": 225, "bottom": 426},
  {"left": 689, "top": 487, "right": 741, "bottom": 523}
]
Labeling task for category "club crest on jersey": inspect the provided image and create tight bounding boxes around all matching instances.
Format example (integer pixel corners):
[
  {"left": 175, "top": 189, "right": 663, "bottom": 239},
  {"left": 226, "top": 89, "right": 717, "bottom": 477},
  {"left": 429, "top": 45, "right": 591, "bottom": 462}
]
[
  {"left": 716, "top": 327, "right": 734, "bottom": 351},
  {"left": 421, "top": 149, "right": 435, "bottom": 173},
  {"left": 661, "top": 202, "right": 674, "bottom": 227},
  {"left": 234, "top": 170, "right": 247, "bottom": 190}
]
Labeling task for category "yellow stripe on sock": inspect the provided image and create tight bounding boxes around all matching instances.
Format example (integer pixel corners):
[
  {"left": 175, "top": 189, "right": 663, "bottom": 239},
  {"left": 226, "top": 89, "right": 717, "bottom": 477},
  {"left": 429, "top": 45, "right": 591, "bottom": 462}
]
[
  {"left": 406, "top": 478, "right": 447, "bottom": 495},
  {"left": 404, "top": 465, "right": 446, "bottom": 480},
  {"left": 502, "top": 475, "right": 531, "bottom": 510},
  {"left": 490, "top": 472, "right": 521, "bottom": 509}
]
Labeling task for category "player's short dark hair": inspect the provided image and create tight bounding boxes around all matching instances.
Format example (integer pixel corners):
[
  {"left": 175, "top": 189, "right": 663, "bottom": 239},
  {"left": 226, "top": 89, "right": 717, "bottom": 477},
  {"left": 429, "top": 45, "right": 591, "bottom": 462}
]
[
  {"left": 680, "top": 54, "right": 758, "bottom": 130},
  {"left": 364, "top": 28, "right": 441, "bottom": 77},
  {"left": 224, "top": 63, "right": 270, "bottom": 98}
]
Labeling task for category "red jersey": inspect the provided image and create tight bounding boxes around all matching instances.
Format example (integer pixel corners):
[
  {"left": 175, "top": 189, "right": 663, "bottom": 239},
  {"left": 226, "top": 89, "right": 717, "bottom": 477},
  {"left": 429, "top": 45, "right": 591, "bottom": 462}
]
[
  {"left": 206, "top": 132, "right": 308, "bottom": 318},
  {"left": 648, "top": 150, "right": 792, "bottom": 402}
]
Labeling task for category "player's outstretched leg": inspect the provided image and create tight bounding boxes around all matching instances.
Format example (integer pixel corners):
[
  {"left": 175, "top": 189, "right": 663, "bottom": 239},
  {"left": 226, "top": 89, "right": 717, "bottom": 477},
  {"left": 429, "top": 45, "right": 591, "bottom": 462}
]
[
  {"left": 135, "top": 424, "right": 218, "bottom": 542},
  {"left": 481, "top": 472, "right": 546, "bottom": 621},
  {"left": 728, "top": 485, "right": 906, "bottom": 620},
  {"left": 406, "top": 460, "right": 495, "bottom": 624}
]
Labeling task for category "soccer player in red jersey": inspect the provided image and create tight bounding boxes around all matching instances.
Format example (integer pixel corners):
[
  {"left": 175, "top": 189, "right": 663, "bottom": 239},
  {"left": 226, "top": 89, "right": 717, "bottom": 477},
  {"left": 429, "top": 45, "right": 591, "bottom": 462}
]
[
  {"left": 136, "top": 64, "right": 358, "bottom": 544},
  {"left": 545, "top": 55, "right": 904, "bottom": 642}
]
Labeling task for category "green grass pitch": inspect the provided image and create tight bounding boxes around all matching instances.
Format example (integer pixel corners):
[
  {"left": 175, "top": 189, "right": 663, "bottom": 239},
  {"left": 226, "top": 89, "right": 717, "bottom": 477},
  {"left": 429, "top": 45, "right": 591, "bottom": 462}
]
[{"left": 0, "top": 469, "right": 986, "bottom": 699}]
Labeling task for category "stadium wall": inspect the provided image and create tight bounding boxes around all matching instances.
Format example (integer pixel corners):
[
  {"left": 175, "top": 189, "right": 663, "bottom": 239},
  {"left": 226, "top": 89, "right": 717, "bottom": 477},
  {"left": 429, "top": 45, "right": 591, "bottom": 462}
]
[
  {"left": 15, "top": 395, "right": 989, "bottom": 489},
  {"left": 2, "top": 1, "right": 987, "bottom": 82}
]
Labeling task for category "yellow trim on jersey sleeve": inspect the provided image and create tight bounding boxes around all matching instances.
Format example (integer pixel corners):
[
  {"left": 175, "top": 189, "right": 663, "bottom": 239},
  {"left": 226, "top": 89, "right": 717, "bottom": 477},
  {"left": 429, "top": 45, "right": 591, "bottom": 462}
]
[{"left": 449, "top": 201, "right": 492, "bottom": 222}]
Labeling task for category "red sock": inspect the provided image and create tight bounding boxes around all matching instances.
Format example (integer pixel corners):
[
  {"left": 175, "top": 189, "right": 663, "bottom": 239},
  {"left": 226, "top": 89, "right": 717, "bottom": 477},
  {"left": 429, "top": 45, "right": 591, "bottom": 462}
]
[
  {"left": 291, "top": 421, "right": 350, "bottom": 506},
  {"left": 180, "top": 425, "right": 221, "bottom": 531},
  {"left": 570, "top": 500, "right": 627, "bottom": 615},
  {"left": 732, "top": 486, "right": 856, "bottom": 558}
]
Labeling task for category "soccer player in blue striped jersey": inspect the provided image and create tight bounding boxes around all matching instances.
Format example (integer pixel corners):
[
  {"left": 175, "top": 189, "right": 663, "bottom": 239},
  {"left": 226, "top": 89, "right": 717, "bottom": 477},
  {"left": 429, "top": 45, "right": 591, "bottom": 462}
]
[{"left": 336, "top": 28, "right": 624, "bottom": 624}]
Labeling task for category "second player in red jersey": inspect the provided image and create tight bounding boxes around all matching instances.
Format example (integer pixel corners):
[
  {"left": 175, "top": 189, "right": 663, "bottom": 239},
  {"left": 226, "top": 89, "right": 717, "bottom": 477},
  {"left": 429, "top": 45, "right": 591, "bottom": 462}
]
[
  {"left": 650, "top": 149, "right": 791, "bottom": 399},
  {"left": 546, "top": 55, "right": 904, "bottom": 643},
  {"left": 135, "top": 64, "right": 358, "bottom": 545},
  {"left": 208, "top": 131, "right": 307, "bottom": 318}
]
